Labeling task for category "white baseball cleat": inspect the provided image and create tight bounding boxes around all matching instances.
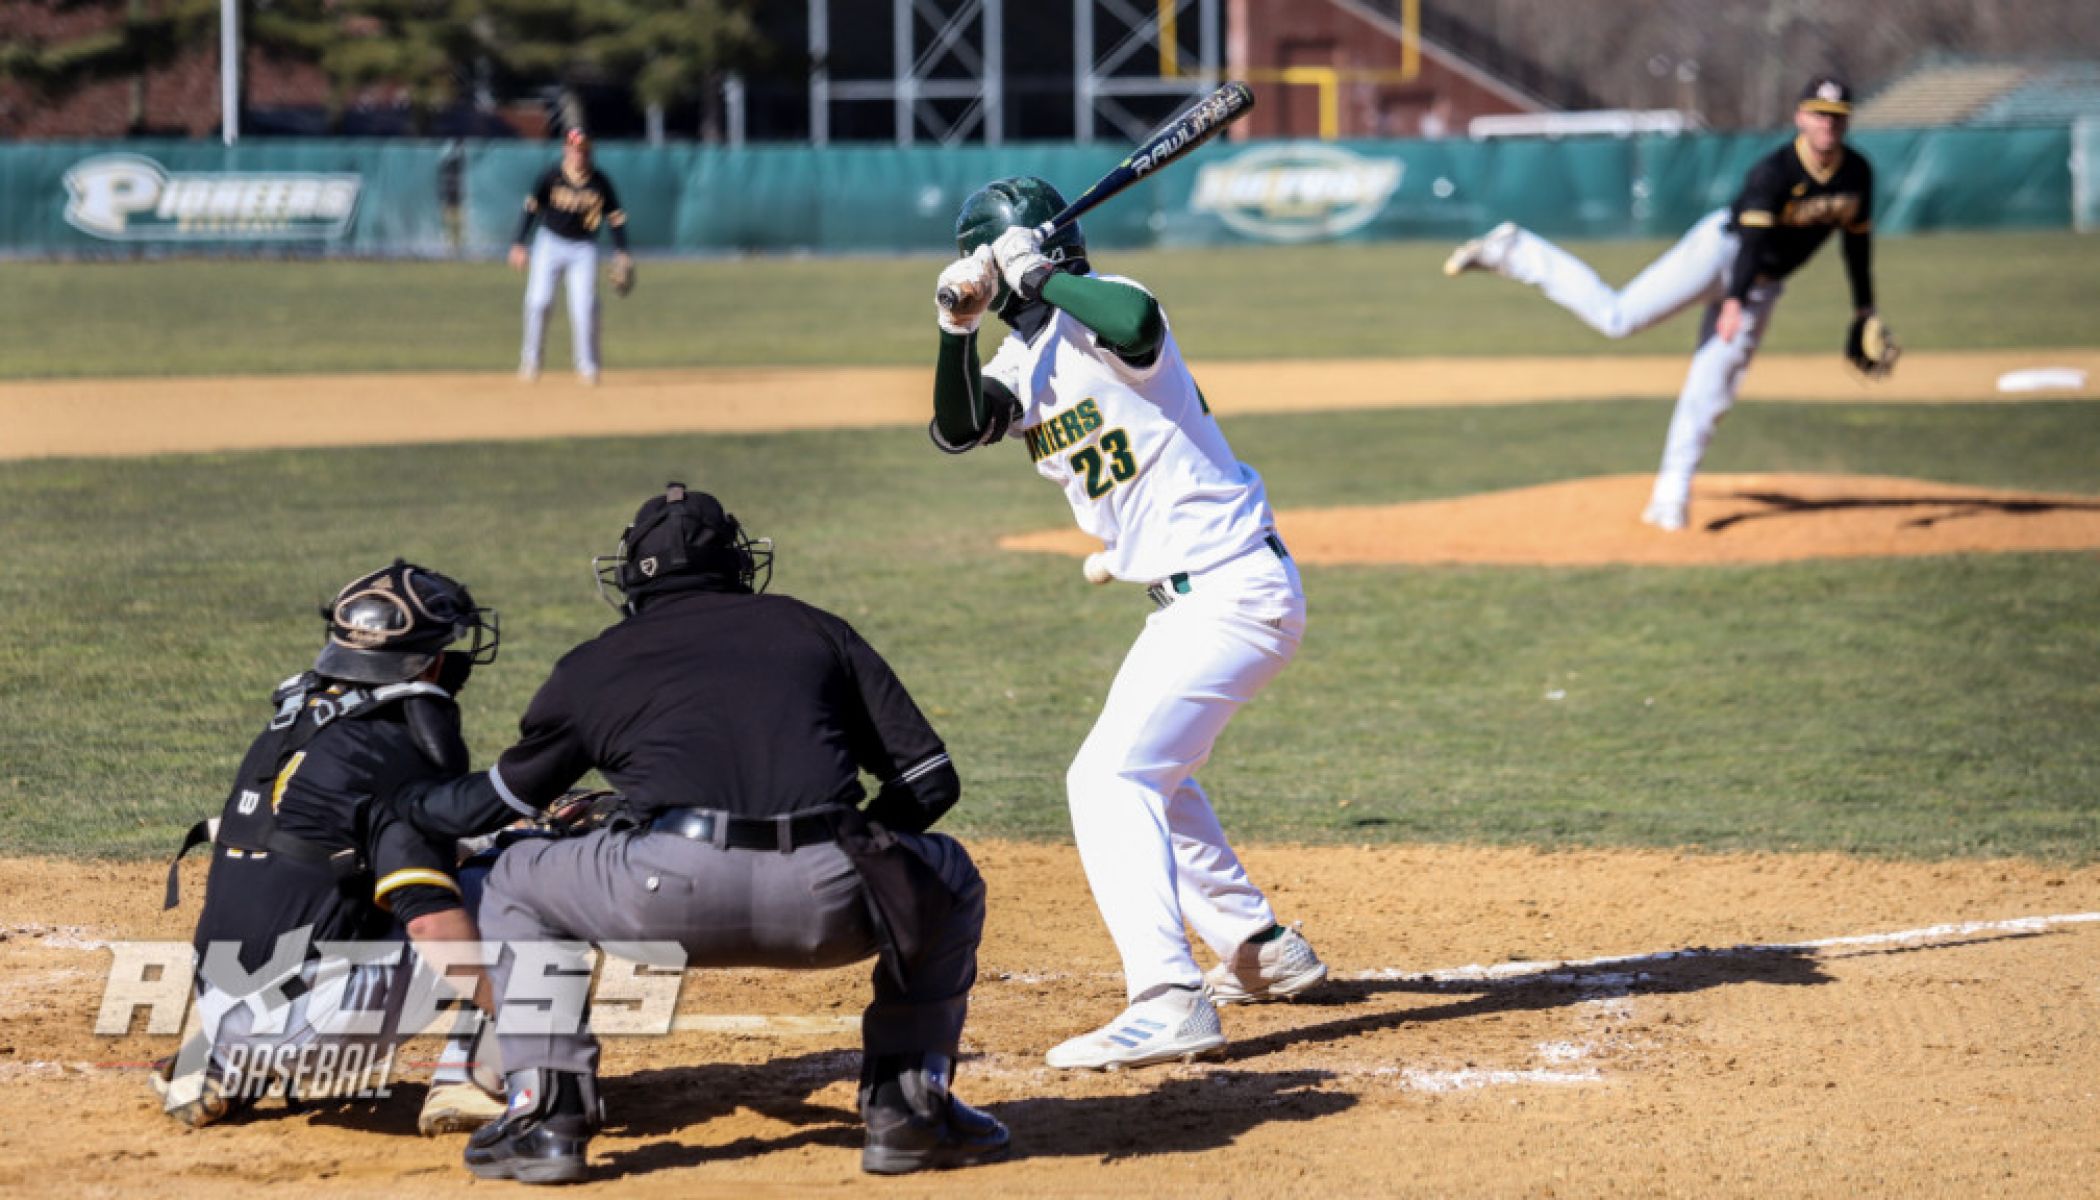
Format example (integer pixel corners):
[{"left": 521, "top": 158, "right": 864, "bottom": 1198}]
[
  {"left": 1204, "top": 924, "right": 1330, "bottom": 1006},
  {"left": 1641, "top": 500, "right": 1688, "bottom": 532},
  {"left": 518, "top": 365, "right": 540, "bottom": 383},
  {"left": 418, "top": 1079, "right": 508, "bottom": 1136},
  {"left": 579, "top": 370, "right": 601, "bottom": 387},
  {"left": 1045, "top": 986, "right": 1225, "bottom": 1071},
  {"left": 1443, "top": 221, "right": 1520, "bottom": 277}
]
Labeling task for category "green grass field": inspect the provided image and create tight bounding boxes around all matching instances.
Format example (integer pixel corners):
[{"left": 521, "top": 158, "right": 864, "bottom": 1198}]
[
  {"left": 2, "top": 231, "right": 2097, "bottom": 862},
  {"left": 0, "top": 230, "right": 2095, "bottom": 377}
]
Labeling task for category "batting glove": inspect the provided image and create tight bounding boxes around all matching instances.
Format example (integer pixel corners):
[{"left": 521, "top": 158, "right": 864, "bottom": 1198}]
[
  {"left": 936, "top": 247, "right": 999, "bottom": 335},
  {"left": 991, "top": 226, "right": 1057, "bottom": 304}
]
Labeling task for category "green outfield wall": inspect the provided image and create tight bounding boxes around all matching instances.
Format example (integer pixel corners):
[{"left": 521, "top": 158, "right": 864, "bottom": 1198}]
[{"left": 0, "top": 126, "right": 2078, "bottom": 258}]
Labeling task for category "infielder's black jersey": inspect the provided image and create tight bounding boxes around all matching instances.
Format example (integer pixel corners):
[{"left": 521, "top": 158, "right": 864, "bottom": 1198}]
[
  {"left": 192, "top": 696, "right": 464, "bottom": 974},
  {"left": 518, "top": 165, "right": 629, "bottom": 249},
  {"left": 1726, "top": 137, "right": 1874, "bottom": 309},
  {"left": 489, "top": 590, "right": 947, "bottom": 821}
]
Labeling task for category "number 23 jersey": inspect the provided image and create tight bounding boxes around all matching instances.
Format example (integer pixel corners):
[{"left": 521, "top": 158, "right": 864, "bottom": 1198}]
[{"left": 982, "top": 274, "right": 1277, "bottom": 585}]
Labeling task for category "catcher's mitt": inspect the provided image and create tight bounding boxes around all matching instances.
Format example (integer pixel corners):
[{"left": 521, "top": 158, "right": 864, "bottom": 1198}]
[
  {"left": 609, "top": 253, "right": 636, "bottom": 298},
  {"left": 545, "top": 786, "right": 630, "bottom": 835},
  {"left": 1844, "top": 313, "right": 1899, "bottom": 378}
]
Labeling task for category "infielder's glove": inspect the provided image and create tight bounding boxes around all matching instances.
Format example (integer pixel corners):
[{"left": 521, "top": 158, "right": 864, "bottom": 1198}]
[
  {"left": 610, "top": 253, "right": 636, "bottom": 298},
  {"left": 935, "top": 246, "right": 998, "bottom": 335},
  {"left": 1844, "top": 312, "right": 1899, "bottom": 378}
]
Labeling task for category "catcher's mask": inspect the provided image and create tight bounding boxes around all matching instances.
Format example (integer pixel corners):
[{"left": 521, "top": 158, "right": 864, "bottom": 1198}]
[
  {"left": 314, "top": 560, "right": 499, "bottom": 685},
  {"left": 592, "top": 482, "right": 773, "bottom": 613},
  {"left": 955, "top": 176, "right": 1089, "bottom": 317}
]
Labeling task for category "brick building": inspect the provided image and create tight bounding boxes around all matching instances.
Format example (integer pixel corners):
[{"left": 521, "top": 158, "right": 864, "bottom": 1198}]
[{"left": 1228, "top": 0, "right": 1543, "bottom": 140}]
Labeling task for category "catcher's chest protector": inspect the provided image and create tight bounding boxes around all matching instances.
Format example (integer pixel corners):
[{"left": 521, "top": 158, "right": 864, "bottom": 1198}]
[{"left": 162, "top": 673, "right": 455, "bottom": 909}]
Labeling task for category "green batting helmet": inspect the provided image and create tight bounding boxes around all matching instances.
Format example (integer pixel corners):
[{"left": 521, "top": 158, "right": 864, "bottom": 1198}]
[{"left": 955, "top": 176, "right": 1087, "bottom": 266}]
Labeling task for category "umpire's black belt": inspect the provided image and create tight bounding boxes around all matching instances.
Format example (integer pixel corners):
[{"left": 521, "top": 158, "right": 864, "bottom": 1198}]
[
  {"left": 648, "top": 806, "right": 840, "bottom": 853},
  {"left": 1147, "top": 533, "right": 1289, "bottom": 610}
]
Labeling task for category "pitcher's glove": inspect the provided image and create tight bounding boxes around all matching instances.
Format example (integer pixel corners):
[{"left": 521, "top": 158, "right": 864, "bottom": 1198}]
[
  {"left": 1844, "top": 312, "right": 1899, "bottom": 378},
  {"left": 610, "top": 253, "right": 636, "bottom": 298}
]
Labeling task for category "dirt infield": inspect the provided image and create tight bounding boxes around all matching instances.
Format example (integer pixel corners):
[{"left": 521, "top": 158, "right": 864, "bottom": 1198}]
[
  {"left": 1002, "top": 473, "right": 2100, "bottom": 567},
  {"left": 2, "top": 349, "right": 2094, "bottom": 460},
  {"left": 7, "top": 355, "right": 2098, "bottom": 1195},
  {"left": 4, "top": 849, "right": 2098, "bottom": 1198}
]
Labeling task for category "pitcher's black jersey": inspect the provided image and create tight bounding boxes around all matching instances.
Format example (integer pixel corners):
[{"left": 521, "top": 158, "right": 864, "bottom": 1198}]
[{"left": 1726, "top": 137, "right": 1874, "bottom": 309}]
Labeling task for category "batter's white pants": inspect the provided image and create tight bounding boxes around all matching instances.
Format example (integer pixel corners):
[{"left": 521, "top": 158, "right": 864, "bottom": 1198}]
[
  {"left": 1067, "top": 540, "right": 1304, "bottom": 1002},
  {"left": 520, "top": 228, "right": 601, "bottom": 379},
  {"left": 1490, "top": 209, "right": 1785, "bottom": 514}
]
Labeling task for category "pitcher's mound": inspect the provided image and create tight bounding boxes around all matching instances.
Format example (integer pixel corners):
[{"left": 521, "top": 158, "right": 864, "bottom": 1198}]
[{"left": 1000, "top": 474, "right": 2100, "bottom": 567}]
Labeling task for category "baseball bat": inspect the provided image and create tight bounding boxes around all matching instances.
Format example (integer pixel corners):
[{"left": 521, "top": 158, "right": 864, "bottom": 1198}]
[{"left": 938, "top": 80, "right": 1256, "bottom": 312}]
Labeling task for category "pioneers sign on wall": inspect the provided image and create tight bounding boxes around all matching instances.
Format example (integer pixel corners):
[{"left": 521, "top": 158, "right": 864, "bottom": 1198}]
[
  {"left": 63, "top": 154, "right": 362, "bottom": 241},
  {"left": 1188, "top": 143, "right": 1403, "bottom": 242}
]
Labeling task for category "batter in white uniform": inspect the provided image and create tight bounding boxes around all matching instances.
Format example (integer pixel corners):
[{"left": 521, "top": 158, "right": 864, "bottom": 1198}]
[
  {"left": 1444, "top": 77, "right": 1883, "bottom": 531},
  {"left": 929, "top": 177, "right": 1328, "bottom": 1071},
  {"left": 508, "top": 129, "right": 631, "bottom": 386}
]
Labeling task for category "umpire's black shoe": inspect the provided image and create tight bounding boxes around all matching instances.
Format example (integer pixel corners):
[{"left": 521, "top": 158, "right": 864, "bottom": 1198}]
[
  {"left": 464, "top": 1068, "right": 596, "bottom": 1185},
  {"left": 860, "top": 1053, "right": 1012, "bottom": 1174}
]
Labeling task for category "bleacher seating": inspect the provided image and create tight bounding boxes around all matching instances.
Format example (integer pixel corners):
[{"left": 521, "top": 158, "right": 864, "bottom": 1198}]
[
  {"left": 1853, "top": 63, "right": 2032, "bottom": 128},
  {"left": 1968, "top": 63, "right": 2100, "bottom": 125}
]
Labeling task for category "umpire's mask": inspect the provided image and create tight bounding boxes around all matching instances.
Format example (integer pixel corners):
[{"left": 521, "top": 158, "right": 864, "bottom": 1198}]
[{"left": 592, "top": 482, "right": 774, "bottom": 614}]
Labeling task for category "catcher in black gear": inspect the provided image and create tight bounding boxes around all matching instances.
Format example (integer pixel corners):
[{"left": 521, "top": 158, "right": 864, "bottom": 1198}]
[{"left": 156, "top": 560, "right": 506, "bottom": 1134}]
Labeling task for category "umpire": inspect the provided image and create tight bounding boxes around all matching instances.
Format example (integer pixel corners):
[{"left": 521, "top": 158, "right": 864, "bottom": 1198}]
[{"left": 453, "top": 483, "right": 1006, "bottom": 1184}]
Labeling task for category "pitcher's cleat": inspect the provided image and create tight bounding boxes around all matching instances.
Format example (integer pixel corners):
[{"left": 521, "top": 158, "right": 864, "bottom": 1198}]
[
  {"left": 1641, "top": 500, "right": 1688, "bottom": 532},
  {"left": 1443, "top": 221, "right": 1520, "bottom": 277}
]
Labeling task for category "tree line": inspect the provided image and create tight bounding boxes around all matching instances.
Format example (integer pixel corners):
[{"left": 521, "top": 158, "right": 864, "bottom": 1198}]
[{"left": 0, "top": 0, "right": 777, "bottom": 136}]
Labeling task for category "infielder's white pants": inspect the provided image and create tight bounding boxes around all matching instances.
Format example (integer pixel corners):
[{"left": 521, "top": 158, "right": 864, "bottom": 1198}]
[
  {"left": 1490, "top": 209, "right": 1784, "bottom": 513},
  {"left": 1067, "top": 541, "right": 1303, "bottom": 1002},
  {"left": 521, "top": 228, "right": 601, "bottom": 379}
]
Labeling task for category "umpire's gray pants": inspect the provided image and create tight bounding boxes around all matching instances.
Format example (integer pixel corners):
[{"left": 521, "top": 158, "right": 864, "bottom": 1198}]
[{"left": 477, "top": 826, "right": 985, "bottom": 1081}]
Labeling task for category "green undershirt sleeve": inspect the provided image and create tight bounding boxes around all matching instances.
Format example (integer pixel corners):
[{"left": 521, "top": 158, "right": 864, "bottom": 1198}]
[
  {"left": 931, "top": 329, "right": 988, "bottom": 450},
  {"left": 1041, "top": 272, "right": 1164, "bottom": 361}
]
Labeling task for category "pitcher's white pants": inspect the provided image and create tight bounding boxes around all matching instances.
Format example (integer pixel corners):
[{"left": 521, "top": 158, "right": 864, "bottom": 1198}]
[
  {"left": 1492, "top": 209, "right": 1784, "bottom": 514},
  {"left": 1067, "top": 542, "right": 1304, "bottom": 1003},
  {"left": 520, "top": 228, "right": 601, "bottom": 379}
]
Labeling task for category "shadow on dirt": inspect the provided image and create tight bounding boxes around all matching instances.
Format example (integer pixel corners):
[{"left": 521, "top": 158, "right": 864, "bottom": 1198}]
[
  {"left": 586, "top": 1054, "right": 1349, "bottom": 1175},
  {"left": 988, "top": 1068, "right": 1352, "bottom": 1163},
  {"left": 1237, "top": 928, "right": 2056, "bottom": 1061},
  {"left": 1705, "top": 490, "right": 2100, "bottom": 533}
]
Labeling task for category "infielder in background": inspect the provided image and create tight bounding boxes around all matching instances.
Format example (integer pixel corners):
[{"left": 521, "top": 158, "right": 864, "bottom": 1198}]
[
  {"left": 509, "top": 129, "right": 632, "bottom": 386},
  {"left": 928, "top": 177, "right": 1328, "bottom": 1072},
  {"left": 1444, "top": 77, "right": 1893, "bottom": 531}
]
